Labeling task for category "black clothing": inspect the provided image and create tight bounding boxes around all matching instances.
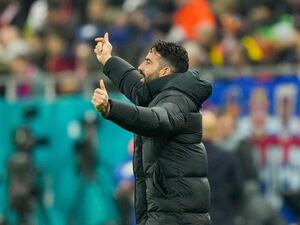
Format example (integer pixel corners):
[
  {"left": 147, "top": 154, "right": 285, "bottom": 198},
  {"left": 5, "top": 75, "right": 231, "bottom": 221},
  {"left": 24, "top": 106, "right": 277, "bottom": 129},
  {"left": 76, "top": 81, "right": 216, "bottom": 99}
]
[
  {"left": 204, "top": 140, "right": 243, "bottom": 225},
  {"left": 103, "top": 56, "right": 212, "bottom": 225}
]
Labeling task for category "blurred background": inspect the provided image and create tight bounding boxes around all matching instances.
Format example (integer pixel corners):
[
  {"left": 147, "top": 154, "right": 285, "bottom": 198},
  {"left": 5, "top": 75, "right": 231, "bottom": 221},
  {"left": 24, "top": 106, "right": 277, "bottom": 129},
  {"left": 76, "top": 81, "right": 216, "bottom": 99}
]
[{"left": 0, "top": 0, "right": 300, "bottom": 225}]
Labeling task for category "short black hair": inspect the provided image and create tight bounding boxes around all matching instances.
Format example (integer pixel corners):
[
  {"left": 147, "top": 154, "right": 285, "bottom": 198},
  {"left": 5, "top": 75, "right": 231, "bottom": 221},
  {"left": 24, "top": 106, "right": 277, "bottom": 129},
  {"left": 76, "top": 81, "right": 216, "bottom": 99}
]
[{"left": 151, "top": 40, "right": 189, "bottom": 73}]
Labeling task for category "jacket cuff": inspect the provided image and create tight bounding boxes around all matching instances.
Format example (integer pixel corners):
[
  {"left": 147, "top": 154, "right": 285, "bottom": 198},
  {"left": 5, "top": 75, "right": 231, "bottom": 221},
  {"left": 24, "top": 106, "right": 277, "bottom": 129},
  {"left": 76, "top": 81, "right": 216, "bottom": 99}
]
[
  {"left": 103, "top": 56, "right": 116, "bottom": 74},
  {"left": 103, "top": 99, "right": 136, "bottom": 123},
  {"left": 102, "top": 99, "right": 123, "bottom": 120},
  {"left": 102, "top": 99, "right": 113, "bottom": 118}
]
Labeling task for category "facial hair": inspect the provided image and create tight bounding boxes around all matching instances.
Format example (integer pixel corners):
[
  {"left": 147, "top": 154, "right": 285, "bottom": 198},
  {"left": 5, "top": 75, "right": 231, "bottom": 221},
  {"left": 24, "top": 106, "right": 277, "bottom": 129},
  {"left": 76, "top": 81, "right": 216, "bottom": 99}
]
[{"left": 139, "top": 69, "right": 161, "bottom": 83}]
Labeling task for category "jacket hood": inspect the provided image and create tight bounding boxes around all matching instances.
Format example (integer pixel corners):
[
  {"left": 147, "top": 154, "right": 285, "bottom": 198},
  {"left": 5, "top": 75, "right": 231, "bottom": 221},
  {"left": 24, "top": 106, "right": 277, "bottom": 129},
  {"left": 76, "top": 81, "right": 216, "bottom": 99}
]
[{"left": 162, "top": 70, "right": 212, "bottom": 107}]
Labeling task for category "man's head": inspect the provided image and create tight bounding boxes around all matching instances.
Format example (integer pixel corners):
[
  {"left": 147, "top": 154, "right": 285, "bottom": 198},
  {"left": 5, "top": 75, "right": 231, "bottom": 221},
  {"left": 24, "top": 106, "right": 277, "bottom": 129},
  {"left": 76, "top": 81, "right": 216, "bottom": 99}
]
[
  {"left": 202, "top": 110, "right": 218, "bottom": 142},
  {"left": 138, "top": 40, "right": 189, "bottom": 82}
]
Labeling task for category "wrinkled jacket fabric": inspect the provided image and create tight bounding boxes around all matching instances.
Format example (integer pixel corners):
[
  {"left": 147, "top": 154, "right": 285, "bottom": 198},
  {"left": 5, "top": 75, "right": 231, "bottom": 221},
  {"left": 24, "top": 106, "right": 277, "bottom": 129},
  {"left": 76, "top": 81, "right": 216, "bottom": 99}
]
[{"left": 103, "top": 57, "right": 212, "bottom": 225}]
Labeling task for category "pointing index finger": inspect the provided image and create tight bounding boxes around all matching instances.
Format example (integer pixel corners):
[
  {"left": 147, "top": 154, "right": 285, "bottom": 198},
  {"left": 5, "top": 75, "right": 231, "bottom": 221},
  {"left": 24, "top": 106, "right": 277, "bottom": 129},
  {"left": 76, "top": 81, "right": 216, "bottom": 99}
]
[{"left": 95, "top": 37, "right": 104, "bottom": 42}]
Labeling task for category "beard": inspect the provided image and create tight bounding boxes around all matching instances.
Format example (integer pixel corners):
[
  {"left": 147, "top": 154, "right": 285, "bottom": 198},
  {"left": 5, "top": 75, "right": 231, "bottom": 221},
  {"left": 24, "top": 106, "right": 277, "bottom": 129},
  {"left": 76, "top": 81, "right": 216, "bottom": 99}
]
[{"left": 139, "top": 70, "right": 160, "bottom": 83}]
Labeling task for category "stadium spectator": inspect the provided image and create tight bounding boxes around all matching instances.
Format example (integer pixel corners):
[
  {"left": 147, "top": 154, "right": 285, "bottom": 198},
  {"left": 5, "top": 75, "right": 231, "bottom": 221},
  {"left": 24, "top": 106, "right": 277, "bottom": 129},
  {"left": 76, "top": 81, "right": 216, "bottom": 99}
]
[{"left": 202, "top": 110, "right": 243, "bottom": 225}]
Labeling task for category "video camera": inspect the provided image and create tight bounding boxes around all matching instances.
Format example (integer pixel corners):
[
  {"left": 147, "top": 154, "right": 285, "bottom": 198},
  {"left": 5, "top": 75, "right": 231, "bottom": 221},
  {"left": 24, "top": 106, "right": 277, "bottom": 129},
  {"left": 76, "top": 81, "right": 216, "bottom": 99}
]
[
  {"left": 7, "top": 107, "right": 49, "bottom": 224},
  {"left": 13, "top": 108, "right": 48, "bottom": 152},
  {"left": 74, "top": 110, "right": 99, "bottom": 180}
]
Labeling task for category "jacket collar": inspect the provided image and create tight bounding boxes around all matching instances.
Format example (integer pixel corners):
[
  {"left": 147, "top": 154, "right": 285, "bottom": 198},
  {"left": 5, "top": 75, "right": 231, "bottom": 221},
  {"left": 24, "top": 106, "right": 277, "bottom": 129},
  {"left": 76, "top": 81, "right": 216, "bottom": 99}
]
[{"left": 147, "top": 73, "right": 180, "bottom": 97}]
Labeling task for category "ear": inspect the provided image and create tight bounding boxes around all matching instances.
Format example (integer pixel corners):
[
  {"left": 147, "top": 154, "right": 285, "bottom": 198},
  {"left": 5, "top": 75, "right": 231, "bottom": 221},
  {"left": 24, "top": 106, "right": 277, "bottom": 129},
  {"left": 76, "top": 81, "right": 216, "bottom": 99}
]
[{"left": 159, "top": 67, "right": 172, "bottom": 77}]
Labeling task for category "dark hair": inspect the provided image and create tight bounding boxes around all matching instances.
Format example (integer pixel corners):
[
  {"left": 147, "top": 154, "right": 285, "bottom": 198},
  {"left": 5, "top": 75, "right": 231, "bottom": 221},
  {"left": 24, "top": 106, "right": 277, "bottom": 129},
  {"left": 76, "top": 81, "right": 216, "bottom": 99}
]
[{"left": 151, "top": 40, "right": 189, "bottom": 73}]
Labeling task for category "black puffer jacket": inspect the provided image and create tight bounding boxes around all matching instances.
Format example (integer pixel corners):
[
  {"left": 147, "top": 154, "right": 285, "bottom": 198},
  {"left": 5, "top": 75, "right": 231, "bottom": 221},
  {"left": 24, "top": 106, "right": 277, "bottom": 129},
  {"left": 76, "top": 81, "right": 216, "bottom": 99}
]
[{"left": 103, "top": 57, "right": 212, "bottom": 225}]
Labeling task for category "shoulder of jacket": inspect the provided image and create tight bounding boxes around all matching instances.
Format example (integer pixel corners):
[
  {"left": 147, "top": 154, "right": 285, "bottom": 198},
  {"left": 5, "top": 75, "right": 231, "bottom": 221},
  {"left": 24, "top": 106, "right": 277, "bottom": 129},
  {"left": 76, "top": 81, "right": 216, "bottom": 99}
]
[
  {"left": 150, "top": 89, "right": 196, "bottom": 112},
  {"left": 153, "top": 89, "right": 187, "bottom": 103},
  {"left": 162, "top": 89, "right": 198, "bottom": 110}
]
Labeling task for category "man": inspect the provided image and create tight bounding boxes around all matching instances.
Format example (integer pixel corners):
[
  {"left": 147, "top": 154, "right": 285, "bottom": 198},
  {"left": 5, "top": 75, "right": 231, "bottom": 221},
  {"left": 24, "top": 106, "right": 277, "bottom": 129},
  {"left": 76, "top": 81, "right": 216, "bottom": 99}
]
[
  {"left": 202, "top": 110, "right": 243, "bottom": 225},
  {"left": 92, "top": 33, "right": 212, "bottom": 225}
]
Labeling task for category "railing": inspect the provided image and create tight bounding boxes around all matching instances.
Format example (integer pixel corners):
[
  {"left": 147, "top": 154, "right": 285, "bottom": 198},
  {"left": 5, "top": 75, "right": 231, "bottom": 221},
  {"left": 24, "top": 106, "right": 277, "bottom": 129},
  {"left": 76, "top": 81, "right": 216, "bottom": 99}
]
[
  {"left": 0, "top": 63, "right": 299, "bottom": 101},
  {"left": 0, "top": 72, "right": 110, "bottom": 102}
]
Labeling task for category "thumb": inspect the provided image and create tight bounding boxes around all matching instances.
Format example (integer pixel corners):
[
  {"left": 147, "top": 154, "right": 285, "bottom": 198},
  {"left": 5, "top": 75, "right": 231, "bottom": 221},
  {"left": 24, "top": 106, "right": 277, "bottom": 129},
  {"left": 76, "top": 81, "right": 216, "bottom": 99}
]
[
  {"left": 99, "top": 79, "right": 107, "bottom": 92},
  {"left": 104, "top": 32, "right": 109, "bottom": 42}
]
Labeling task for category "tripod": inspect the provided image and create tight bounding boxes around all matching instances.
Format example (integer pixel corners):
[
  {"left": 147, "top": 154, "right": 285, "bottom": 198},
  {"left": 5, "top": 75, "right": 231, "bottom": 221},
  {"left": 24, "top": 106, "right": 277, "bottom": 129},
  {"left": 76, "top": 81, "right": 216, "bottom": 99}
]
[
  {"left": 5, "top": 152, "right": 51, "bottom": 225},
  {"left": 67, "top": 141, "right": 114, "bottom": 225}
]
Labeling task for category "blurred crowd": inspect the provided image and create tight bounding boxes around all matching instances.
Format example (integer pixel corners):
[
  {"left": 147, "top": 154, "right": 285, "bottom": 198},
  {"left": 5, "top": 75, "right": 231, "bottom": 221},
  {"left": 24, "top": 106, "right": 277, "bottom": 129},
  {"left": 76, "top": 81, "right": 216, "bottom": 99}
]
[
  {"left": 201, "top": 93, "right": 300, "bottom": 225},
  {"left": 1, "top": 1, "right": 300, "bottom": 225},
  {"left": 1, "top": 0, "right": 300, "bottom": 96}
]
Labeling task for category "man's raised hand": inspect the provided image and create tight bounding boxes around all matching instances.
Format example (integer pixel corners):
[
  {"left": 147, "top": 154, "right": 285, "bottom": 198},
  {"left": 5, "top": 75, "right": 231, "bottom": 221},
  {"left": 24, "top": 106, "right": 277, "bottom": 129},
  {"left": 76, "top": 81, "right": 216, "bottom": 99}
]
[
  {"left": 94, "top": 32, "right": 112, "bottom": 65},
  {"left": 91, "top": 79, "right": 110, "bottom": 115}
]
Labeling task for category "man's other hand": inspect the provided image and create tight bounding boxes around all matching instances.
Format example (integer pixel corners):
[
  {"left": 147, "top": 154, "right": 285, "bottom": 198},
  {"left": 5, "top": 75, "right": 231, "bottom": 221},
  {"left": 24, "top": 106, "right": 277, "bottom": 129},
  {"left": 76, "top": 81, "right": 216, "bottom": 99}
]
[
  {"left": 94, "top": 32, "right": 112, "bottom": 65},
  {"left": 92, "top": 79, "right": 110, "bottom": 115}
]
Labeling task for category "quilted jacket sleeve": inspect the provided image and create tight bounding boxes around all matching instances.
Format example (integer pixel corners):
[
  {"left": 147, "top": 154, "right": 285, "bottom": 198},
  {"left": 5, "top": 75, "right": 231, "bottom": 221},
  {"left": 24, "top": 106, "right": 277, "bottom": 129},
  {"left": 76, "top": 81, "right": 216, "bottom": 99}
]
[{"left": 103, "top": 95, "right": 187, "bottom": 137}]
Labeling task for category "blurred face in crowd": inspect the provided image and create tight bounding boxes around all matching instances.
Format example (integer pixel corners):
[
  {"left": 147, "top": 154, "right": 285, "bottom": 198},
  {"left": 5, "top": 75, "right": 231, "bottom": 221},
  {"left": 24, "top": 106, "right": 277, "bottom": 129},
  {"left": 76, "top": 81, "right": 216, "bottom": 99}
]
[
  {"left": 202, "top": 110, "right": 218, "bottom": 141},
  {"left": 45, "top": 33, "right": 65, "bottom": 56},
  {"left": 249, "top": 88, "right": 268, "bottom": 111},
  {"left": 183, "top": 41, "right": 208, "bottom": 68},
  {"left": 138, "top": 48, "right": 171, "bottom": 82},
  {"left": 249, "top": 88, "right": 269, "bottom": 136},
  {"left": 0, "top": 26, "right": 19, "bottom": 46},
  {"left": 195, "top": 24, "right": 216, "bottom": 47},
  {"left": 87, "top": 0, "right": 105, "bottom": 23},
  {"left": 277, "top": 96, "right": 294, "bottom": 123},
  {"left": 217, "top": 114, "right": 235, "bottom": 140},
  {"left": 10, "top": 56, "right": 29, "bottom": 76}
]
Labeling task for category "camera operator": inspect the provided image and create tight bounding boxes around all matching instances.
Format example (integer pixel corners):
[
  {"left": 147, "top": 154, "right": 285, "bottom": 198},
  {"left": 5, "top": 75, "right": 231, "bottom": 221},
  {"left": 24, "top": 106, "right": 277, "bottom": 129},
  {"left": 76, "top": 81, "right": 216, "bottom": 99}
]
[
  {"left": 74, "top": 110, "right": 99, "bottom": 180},
  {"left": 68, "top": 110, "right": 102, "bottom": 225},
  {"left": 6, "top": 107, "right": 49, "bottom": 225}
]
